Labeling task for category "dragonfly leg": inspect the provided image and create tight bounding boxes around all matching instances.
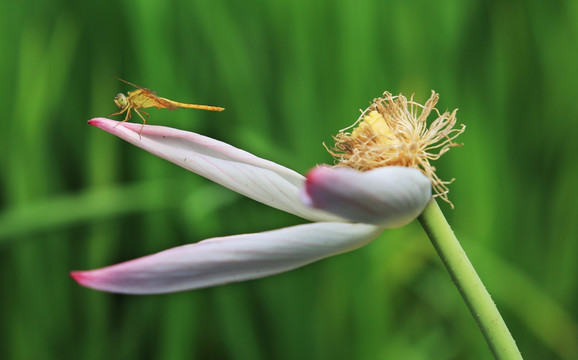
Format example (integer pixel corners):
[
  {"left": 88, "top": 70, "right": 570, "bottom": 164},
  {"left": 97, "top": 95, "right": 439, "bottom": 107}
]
[
  {"left": 134, "top": 109, "right": 150, "bottom": 137},
  {"left": 109, "top": 106, "right": 126, "bottom": 117},
  {"left": 111, "top": 107, "right": 132, "bottom": 128},
  {"left": 134, "top": 109, "right": 149, "bottom": 124}
]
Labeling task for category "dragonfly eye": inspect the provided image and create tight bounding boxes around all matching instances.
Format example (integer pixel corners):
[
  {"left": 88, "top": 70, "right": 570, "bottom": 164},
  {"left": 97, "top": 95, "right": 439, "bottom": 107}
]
[{"left": 114, "top": 93, "right": 128, "bottom": 109}]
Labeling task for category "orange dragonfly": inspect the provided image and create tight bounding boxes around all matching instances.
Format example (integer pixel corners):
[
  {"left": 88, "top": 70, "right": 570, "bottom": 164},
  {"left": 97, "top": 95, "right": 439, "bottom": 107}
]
[{"left": 110, "top": 77, "right": 224, "bottom": 126}]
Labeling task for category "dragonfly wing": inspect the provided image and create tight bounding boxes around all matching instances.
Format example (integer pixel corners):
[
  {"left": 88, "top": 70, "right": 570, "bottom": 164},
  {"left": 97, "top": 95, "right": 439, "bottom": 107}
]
[
  {"left": 128, "top": 89, "right": 174, "bottom": 110},
  {"left": 156, "top": 97, "right": 179, "bottom": 110},
  {"left": 142, "top": 93, "right": 178, "bottom": 110},
  {"left": 115, "top": 77, "right": 148, "bottom": 90}
]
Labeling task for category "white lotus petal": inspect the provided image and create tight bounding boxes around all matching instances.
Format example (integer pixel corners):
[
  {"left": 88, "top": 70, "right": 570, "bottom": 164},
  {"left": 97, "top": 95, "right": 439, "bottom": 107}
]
[
  {"left": 301, "top": 166, "right": 432, "bottom": 227},
  {"left": 89, "top": 118, "right": 340, "bottom": 222},
  {"left": 71, "top": 222, "right": 383, "bottom": 294}
]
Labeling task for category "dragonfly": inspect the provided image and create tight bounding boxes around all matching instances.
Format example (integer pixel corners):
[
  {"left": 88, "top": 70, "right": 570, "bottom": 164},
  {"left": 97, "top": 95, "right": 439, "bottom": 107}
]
[{"left": 110, "top": 77, "right": 225, "bottom": 127}]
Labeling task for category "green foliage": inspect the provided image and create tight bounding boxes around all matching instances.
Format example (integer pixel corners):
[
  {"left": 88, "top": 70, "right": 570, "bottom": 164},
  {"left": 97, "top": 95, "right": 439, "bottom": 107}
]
[{"left": 1, "top": 0, "right": 577, "bottom": 359}]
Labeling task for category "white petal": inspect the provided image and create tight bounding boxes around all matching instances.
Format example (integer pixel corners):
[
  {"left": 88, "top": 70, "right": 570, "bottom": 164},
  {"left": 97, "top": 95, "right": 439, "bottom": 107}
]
[
  {"left": 71, "top": 222, "right": 383, "bottom": 294},
  {"left": 301, "top": 166, "right": 432, "bottom": 227},
  {"left": 89, "top": 118, "right": 340, "bottom": 222}
]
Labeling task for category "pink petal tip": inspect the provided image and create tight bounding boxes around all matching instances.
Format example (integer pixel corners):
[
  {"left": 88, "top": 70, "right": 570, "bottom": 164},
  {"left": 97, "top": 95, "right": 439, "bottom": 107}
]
[{"left": 70, "top": 271, "right": 90, "bottom": 286}]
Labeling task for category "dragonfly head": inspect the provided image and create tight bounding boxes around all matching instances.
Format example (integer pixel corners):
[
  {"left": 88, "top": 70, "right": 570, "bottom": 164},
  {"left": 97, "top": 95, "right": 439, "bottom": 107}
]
[{"left": 114, "top": 93, "right": 128, "bottom": 109}]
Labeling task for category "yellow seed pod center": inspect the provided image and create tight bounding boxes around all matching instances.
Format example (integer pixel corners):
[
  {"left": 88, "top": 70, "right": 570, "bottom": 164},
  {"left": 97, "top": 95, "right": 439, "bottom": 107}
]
[
  {"left": 328, "top": 91, "right": 465, "bottom": 208},
  {"left": 351, "top": 110, "right": 393, "bottom": 146}
]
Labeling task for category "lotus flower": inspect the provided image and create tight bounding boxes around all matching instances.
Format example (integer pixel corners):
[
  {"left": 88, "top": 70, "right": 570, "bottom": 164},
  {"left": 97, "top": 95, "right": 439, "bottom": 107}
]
[
  {"left": 71, "top": 118, "right": 432, "bottom": 294},
  {"left": 72, "top": 90, "right": 466, "bottom": 294}
]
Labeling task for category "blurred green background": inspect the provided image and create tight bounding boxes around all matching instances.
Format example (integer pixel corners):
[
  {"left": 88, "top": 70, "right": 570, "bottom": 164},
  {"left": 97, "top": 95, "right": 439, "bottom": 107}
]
[{"left": 1, "top": 0, "right": 577, "bottom": 359}]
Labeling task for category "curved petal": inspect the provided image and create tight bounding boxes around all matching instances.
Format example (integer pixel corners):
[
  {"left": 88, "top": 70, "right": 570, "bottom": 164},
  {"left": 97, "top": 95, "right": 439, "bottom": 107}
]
[
  {"left": 89, "top": 118, "right": 340, "bottom": 222},
  {"left": 301, "top": 166, "right": 431, "bottom": 227},
  {"left": 71, "top": 222, "right": 383, "bottom": 294}
]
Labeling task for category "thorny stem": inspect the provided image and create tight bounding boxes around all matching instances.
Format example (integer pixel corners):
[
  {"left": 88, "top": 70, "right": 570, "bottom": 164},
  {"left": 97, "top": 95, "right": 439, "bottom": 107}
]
[{"left": 418, "top": 199, "right": 523, "bottom": 360}]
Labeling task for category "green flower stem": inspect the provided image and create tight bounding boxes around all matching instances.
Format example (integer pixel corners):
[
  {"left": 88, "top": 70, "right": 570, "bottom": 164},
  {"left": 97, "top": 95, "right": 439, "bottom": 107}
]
[{"left": 418, "top": 199, "right": 523, "bottom": 360}]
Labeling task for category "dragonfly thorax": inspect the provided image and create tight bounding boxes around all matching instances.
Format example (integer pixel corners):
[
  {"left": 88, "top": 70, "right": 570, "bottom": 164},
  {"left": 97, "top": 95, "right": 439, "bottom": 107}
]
[{"left": 114, "top": 93, "right": 129, "bottom": 109}]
